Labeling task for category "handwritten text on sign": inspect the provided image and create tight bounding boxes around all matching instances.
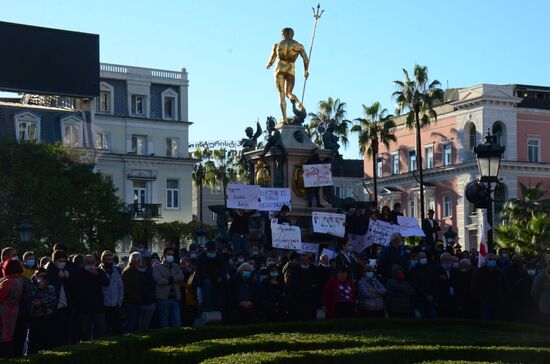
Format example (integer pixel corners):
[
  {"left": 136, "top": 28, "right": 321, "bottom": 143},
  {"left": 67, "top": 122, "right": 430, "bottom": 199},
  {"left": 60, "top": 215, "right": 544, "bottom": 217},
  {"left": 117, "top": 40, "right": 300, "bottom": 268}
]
[
  {"left": 303, "top": 164, "right": 333, "bottom": 187},
  {"left": 397, "top": 216, "right": 426, "bottom": 237},
  {"left": 271, "top": 223, "right": 302, "bottom": 250},
  {"left": 258, "top": 188, "right": 291, "bottom": 212},
  {"left": 312, "top": 211, "right": 346, "bottom": 237},
  {"left": 299, "top": 243, "right": 320, "bottom": 256},
  {"left": 365, "top": 219, "right": 398, "bottom": 247},
  {"left": 226, "top": 184, "right": 260, "bottom": 209}
]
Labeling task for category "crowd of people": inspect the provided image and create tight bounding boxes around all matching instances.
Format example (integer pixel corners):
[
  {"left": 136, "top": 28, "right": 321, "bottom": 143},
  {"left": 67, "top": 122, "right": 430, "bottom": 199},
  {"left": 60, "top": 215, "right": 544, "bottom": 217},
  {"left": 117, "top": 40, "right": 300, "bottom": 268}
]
[{"left": 1, "top": 203, "right": 550, "bottom": 358}]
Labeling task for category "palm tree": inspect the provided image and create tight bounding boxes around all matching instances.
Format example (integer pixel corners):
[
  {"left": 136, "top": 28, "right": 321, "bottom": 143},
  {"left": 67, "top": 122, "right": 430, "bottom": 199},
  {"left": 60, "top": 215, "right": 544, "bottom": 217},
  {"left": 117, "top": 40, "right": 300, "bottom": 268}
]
[
  {"left": 203, "top": 149, "right": 241, "bottom": 205},
  {"left": 191, "top": 147, "right": 211, "bottom": 225},
  {"left": 393, "top": 65, "right": 444, "bottom": 219},
  {"left": 500, "top": 182, "right": 550, "bottom": 225},
  {"left": 352, "top": 102, "right": 397, "bottom": 203},
  {"left": 308, "top": 97, "right": 352, "bottom": 148}
]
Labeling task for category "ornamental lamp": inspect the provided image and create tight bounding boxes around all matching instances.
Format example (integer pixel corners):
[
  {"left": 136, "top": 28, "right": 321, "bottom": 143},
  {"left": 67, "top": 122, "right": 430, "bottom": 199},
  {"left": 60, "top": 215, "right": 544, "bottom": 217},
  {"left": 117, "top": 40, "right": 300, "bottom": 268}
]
[
  {"left": 17, "top": 221, "right": 33, "bottom": 244},
  {"left": 474, "top": 131, "right": 505, "bottom": 183}
]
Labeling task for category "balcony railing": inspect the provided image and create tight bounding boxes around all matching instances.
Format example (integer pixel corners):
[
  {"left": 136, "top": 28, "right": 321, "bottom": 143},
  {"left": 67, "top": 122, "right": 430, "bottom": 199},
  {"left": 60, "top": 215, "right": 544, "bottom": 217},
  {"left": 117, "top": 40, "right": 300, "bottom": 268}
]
[
  {"left": 101, "top": 63, "right": 184, "bottom": 80},
  {"left": 128, "top": 203, "right": 162, "bottom": 219}
]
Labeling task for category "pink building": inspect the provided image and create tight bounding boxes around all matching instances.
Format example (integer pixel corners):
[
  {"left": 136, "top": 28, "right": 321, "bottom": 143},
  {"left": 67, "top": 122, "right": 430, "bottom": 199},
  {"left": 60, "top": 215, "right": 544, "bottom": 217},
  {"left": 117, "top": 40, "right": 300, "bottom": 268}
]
[{"left": 364, "top": 84, "right": 550, "bottom": 250}]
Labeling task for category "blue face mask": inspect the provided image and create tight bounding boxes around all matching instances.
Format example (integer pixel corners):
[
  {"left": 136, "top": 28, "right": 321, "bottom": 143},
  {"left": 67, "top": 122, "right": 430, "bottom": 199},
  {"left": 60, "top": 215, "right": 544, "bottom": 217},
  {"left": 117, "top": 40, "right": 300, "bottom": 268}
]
[
  {"left": 442, "top": 263, "right": 452, "bottom": 270},
  {"left": 242, "top": 271, "right": 252, "bottom": 279},
  {"left": 347, "top": 246, "right": 353, "bottom": 254},
  {"left": 269, "top": 271, "right": 279, "bottom": 278},
  {"left": 366, "top": 271, "right": 374, "bottom": 279},
  {"left": 487, "top": 260, "right": 497, "bottom": 268},
  {"left": 410, "top": 260, "right": 418, "bottom": 267},
  {"left": 190, "top": 253, "right": 198, "bottom": 259},
  {"left": 228, "top": 259, "right": 234, "bottom": 266},
  {"left": 419, "top": 258, "right": 428, "bottom": 265},
  {"left": 26, "top": 259, "right": 35, "bottom": 268},
  {"left": 207, "top": 252, "right": 216, "bottom": 259}
]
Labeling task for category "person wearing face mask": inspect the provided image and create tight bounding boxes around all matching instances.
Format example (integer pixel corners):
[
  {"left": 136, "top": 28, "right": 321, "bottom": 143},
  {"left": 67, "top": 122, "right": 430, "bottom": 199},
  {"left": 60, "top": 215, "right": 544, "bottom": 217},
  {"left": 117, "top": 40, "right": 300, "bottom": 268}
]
[
  {"left": 226, "top": 263, "right": 257, "bottom": 324},
  {"left": 27, "top": 268, "right": 56, "bottom": 353},
  {"left": 384, "top": 264, "right": 415, "bottom": 318},
  {"left": 379, "top": 233, "right": 407, "bottom": 283},
  {"left": 138, "top": 252, "right": 156, "bottom": 331},
  {"left": 433, "top": 253, "right": 458, "bottom": 318},
  {"left": 22, "top": 251, "right": 37, "bottom": 279},
  {"left": 263, "top": 263, "right": 284, "bottom": 322},
  {"left": 409, "top": 251, "right": 436, "bottom": 319},
  {"left": 99, "top": 251, "right": 124, "bottom": 336},
  {"left": 316, "top": 254, "right": 332, "bottom": 305},
  {"left": 121, "top": 252, "right": 142, "bottom": 333},
  {"left": 45, "top": 250, "right": 75, "bottom": 346},
  {"left": 0, "top": 259, "right": 24, "bottom": 357},
  {"left": 153, "top": 248, "right": 185, "bottom": 328},
  {"left": 454, "top": 259, "right": 476, "bottom": 319},
  {"left": 75, "top": 255, "right": 109, "bottom": 340},
  {"left": 181, "top": 259, "right": 198, "bottom": 327},
  {"left": 471, "top": 253, "right": 506, "bottom": 321},
  {"left": 335, "top": 240, "right": 360, "bottom": 281},
  {"left": 357, "top": 266, "right": 386, "bottom": 318},
  {"left": 322, "top": 267, "right": 356, "bottom": 319},
  {"left": 286, "top": 253, "right": 317, "bottom": 321},
  {"left": 195, "top": 241, "right": 226, "bottom": 313}
]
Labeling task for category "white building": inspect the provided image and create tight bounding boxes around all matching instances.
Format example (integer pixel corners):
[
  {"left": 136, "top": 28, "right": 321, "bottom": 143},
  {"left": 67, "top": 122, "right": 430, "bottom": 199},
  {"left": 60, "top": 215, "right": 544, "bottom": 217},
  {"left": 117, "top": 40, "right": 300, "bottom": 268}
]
[{"left": 93, "top": 63, "right": 195, "bottom": 223}]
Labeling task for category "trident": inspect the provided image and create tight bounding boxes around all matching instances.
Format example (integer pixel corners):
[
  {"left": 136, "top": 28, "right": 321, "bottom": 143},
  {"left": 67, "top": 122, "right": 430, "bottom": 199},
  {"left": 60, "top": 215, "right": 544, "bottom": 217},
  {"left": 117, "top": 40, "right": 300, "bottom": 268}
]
[{"left": 301, "top": 3, "right": 324, "bottom": 105}]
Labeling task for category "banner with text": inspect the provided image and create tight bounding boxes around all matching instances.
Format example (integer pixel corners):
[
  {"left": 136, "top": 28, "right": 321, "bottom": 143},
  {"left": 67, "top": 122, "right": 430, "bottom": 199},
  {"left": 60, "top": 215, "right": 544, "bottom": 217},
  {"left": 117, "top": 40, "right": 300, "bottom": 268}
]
[
  {"left": 226, "top": 184, "right": 261, "bottom": 209},
  {"left": 365, "top": 219, "right": 399, "bottom": 246},
  {"left": 349, "top": 233, "right": 371, "bottom": 253},
  {"left": 321, "top": 248, "right": 338, "bottom": 260},
  {"left": 299, "top": 242, "right": 320, "bottom": 256},
  {"left": 258, "top": 188, "right": 291, "bottom": 211},
  {"left": 303, "top": 163, "right": 333, "bottom": 187},
  {"left": 271, "top": 223, "right": 302, "bottom": 250},
  {"left": 312, "top": 211, "right": 346, "bottom": 238},
  {"left": 397, "top": 216, "right": 426, "bottom": 237}
]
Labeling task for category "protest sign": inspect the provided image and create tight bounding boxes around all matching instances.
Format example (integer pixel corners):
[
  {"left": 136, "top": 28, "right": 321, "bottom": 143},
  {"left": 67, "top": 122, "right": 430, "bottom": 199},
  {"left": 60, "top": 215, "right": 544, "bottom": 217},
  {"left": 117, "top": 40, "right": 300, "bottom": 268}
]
[
  {"left": 303, "top": 163, "right": 333, "bottom": 187},
  {"left": 365, "top": 219, "right": 398, "bottom": 246},
  {"left": 397, "top": 216, "right": 426, "bottom": 237},
  {"left": 312, "top": 211, "right": 346, "bottom": 237},
  {"left": 321, "top": 248, "right": 337, "bottom": 260},
  {"left": 349, "top": 233, "right": 370, "bottom": 253},
  {"left": 226, "top": 184, "right": 261, "bottom": 209},
  {"left": 271, "top": 223, "right": 302, "bottom": 250},
  {"left": 258, "top": 188, "right": 291, "bottom": 211},
  {"left": 299, "top": 242, "right": 320, "bottom": 256}
]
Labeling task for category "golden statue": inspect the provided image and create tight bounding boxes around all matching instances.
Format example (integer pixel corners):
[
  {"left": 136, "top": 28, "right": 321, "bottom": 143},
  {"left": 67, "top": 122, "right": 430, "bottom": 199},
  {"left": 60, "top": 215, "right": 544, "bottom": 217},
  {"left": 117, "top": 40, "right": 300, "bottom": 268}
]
[{"left": 267, "top": 28, "right": 309, "bottom": 124}]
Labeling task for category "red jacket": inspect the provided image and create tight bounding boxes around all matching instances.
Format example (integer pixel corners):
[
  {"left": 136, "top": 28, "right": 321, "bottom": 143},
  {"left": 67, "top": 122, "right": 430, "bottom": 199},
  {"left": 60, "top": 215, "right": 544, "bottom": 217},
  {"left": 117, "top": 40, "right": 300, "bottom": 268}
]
[{"left": 322, "top": 276, "right": 356, "bottom": 319}]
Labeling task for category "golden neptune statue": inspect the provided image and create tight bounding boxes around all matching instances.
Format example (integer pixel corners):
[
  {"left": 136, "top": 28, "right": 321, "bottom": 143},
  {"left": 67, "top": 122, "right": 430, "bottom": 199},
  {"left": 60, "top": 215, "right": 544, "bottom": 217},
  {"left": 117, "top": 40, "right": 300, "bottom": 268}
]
[{"left": 267, "top": 28, "right": 309, "bottom": 124}]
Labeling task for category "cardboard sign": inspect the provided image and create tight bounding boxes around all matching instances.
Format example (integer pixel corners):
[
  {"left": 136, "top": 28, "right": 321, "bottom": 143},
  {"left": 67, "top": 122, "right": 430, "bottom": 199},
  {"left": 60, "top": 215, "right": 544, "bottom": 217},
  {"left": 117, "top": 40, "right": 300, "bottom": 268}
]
[
  {"left": 299, "top": 242, "right": 320, "bottom": 256},
  {"left": 258, "top": 188, "right": 291, "bottom": 212},
  {"left": 303, "top": 163, "right": 333, "bottom": 187},
  {"left": 226, "top": 184, "right": 260, "bottom": 209},
  {"left": 348, "top": 233, "right": 371, "bottom": 253},
  {"left": 271, "top": 223, "right": 302, "bottom": 250},
  {"left": 365, "top": 219, "right": 398, "bottom": 247},
  {"left": 312, "top": 211, "right": 346, "bottom": 238},
  {"left": 397, "top": 216, "right": 426, "bottom": 237},
  {"left": 321, "top": 248, "right": 337, "bottom": 260}
]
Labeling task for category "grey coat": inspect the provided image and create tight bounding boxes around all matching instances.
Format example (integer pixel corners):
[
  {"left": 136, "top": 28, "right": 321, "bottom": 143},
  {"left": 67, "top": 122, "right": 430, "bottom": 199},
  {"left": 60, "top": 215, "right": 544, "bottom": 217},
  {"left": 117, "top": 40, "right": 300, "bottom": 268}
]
[{"left": 531, "top": 272, "right": 550, "bottom": 315}]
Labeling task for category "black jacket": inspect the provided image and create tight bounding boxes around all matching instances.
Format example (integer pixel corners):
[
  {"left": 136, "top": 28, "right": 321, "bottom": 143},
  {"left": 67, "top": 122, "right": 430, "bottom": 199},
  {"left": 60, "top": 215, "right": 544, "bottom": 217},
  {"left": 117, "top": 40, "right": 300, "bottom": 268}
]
[
  {"left": 75, "top": 268, "right": 109, "bottom": 314},
  {"left": 422, "top": 219, "right": 440, "bottom": 246}
]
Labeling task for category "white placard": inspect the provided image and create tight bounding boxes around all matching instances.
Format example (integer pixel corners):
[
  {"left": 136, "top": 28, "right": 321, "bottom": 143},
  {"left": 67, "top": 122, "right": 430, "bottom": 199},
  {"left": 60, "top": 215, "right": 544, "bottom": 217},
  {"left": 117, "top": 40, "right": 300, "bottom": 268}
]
[
  {"left": 365, "top": 219, "right": 399, "bottom": 247},
  {"left": 397, "top": 216, "right": 426, "bottom": 237},
  {"left": 226, "top": 184, "right": 260, "bottom": 209},
  {"left": 258, "top": 188, "right": 291, "bottom": 212},
  {"left": 348, "top": 233, "right": 371, "bottom": 253},
  {"left": 299, "top": 242, "right": 320, "bottom": 256},
  {"left": 271, "top": 223, "right": 302, "bottom": 250},
  {"left": 303, "top": 163, "right": 333, "bottom": 187},
  {"left": 312, "top": 211, "right": 346, "bottom": 238},
  {"left": 321, "top": 248, "right": 337, "bottom": 260}
]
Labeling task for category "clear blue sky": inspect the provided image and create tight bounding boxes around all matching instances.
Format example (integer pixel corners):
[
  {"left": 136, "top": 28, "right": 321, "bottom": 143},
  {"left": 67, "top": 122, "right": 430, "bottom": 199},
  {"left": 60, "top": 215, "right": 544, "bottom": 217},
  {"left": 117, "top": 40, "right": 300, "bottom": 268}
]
[{"left": 3, "top": 0, "right": 550, "bottom": 158}]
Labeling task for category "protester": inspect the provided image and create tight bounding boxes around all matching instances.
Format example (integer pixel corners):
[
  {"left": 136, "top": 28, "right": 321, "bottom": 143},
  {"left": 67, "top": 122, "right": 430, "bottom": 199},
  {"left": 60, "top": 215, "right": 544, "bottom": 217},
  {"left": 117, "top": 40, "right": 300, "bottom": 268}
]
[
  {"left": 357, "top": 265, "right": 386, "bottom": 318},
  {"left": 385, "top": 264, "right": 416, "bottom": 318},
  {"left": 408, "top": 251, "right": 436, "bottom": 319},
  {"left": 323, "top": 266, "right": 356, "bottom": 319},
  {"left": 153, "top": 247, "right": 184, "bottom": 328},
  {"left": 422, "top": 209, "right": 440, "bottom": 251},
  {"left": 22, "top": 251, "right": 36, "bottom": 279},
  {"left": 277, "top": 204, "right": 291, "bottom": 225},
  {"left": 531, "top": 257, "right": 550, "bottom": 326},
  {"left": 226, "top": 263, "right": 257, "bottom": 324},
  {"left": 99, "top": 250, "right": 124, "bottom": 335},
  {"left": 121, "top": 252, "right": 142, "bottom": 332},
  {"left": 390, "top": 202, "right": 404, "bottom": 224},
  {"left": 335, "top": 240, "right": 359, "bottom": 281},
  {"left": 229, "top": 209, "right": 255, "bottom": 256},
  {"left": 0, "top": 259, "right": 24, "bottom": 357},
  {"left": 433, "top": 253, "right": 458, "bottom": 318},
  {"left": 379, "top": 233, "right": 407, "bottom": 283},
  {"left": 27, "top": 268, "right": 56, "bottom": 353},
  {"left": 77, "top": 255, "right": 109, "bottom": 340},
  {"left": 195, "top": 241, "right": 226, "bottom": 312},
  {"left": 138, "top": 251, "right": 156, "bottom": 331},
  {"left": 471, "top": 253, "right": 506, "bottom": 321}
]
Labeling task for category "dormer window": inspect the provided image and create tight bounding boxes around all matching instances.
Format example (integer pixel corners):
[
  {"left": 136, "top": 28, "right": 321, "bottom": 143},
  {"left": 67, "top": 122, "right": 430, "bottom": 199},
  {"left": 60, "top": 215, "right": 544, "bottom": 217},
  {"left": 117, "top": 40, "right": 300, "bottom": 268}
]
[
  {"left": 161, "top": 88, "right": 178, "bottom": 120},
  {"left": 60, "top": 116, "right": 84, "bottom": 147},
  {"left": 14, "top": 112, "right": 41, "bottom": 143},
  {"left": 132, "top": 95, "right": 146, "bottom": 116},
  {"left": 96, "top": 82, "right": 114, "bottom": 114}
]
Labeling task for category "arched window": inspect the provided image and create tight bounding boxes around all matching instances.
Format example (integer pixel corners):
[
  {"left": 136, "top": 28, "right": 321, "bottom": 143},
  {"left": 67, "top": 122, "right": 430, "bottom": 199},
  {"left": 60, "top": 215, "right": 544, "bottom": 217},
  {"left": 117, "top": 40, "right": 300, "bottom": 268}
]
[
  {"left": 468, "top": 124, "right": 477, "bottom": 150},
  {"left": 492, "top": 122, "right": 506, "bottom": 146}
]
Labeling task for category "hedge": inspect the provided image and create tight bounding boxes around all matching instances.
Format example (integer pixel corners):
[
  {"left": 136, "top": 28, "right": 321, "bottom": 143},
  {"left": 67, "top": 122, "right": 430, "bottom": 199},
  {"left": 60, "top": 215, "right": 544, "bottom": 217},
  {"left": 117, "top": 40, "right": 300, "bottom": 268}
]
[
  {"left": 3, "top": 319, "right": 549, "bottom": 364},
  {"left": 198, "top": 346, "right": 550, "bottom": 364}
]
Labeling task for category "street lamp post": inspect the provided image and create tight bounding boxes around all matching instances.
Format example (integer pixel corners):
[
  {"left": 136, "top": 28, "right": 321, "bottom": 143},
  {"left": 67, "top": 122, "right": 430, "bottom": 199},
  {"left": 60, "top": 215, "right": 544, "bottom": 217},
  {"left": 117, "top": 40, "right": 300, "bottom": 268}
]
[
  {"left": 473, "top": 130, "right": 505, "bottom": 252},
  {"left": 17, "top": 221, "right": 33, "bottom": 250}
]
